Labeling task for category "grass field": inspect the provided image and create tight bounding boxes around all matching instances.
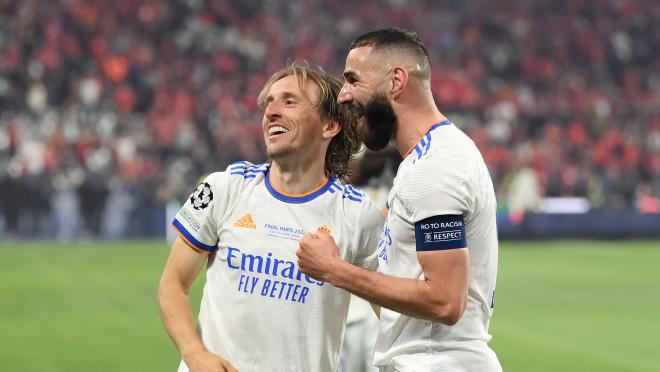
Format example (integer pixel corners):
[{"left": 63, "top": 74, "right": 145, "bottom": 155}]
[{"left": 1, "top": 240, "right": 658, "bottom": 371}]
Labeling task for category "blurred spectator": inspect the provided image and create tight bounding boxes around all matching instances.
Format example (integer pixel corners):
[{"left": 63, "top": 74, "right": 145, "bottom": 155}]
[{"left": 506, "top": 143, "right": 541, "bottom": 215}]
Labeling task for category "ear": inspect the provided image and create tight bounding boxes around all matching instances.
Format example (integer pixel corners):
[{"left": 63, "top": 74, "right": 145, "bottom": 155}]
[
  {"left": 389, "top": 67, "right": 408, "bottom": 99},
  {"left": 322, "top": 119, "right": 341, "bottom": 140}
]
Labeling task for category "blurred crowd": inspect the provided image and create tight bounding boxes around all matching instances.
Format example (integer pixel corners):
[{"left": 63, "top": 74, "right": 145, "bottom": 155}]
[{"left": 0, "top": 0, "right": 659, "bottom": 239}]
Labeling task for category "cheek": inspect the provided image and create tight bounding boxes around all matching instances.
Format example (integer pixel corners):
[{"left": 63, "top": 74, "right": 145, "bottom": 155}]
[
  {"left": 354, "top": 87, "right": 370, "bottom": 102},
  {"left": 355, "top": 95, "right": 368, "bottom": 109}
]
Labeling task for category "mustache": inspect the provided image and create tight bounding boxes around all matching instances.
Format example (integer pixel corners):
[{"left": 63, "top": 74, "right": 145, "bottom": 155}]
[{"left": 342, "top": 102, "right": 365, "bottom": 118}]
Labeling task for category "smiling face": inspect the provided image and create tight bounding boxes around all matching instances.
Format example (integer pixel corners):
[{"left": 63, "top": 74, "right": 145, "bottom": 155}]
[
  {"left": 261, "top": 74, "right": 327, "bottom": 161},
  {"left": 339, "top": 46, "right": 398, "bottom": 151}
]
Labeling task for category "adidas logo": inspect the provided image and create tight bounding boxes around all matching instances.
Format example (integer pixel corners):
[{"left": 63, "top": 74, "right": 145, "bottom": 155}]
[{"left": 234, "top": 214, "right": 257, "bottom": 229}]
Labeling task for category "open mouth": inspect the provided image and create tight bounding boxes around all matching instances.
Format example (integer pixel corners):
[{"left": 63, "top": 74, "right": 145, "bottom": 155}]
[{"left": 268, "top": 125, "right": 289, "bottom": 138}]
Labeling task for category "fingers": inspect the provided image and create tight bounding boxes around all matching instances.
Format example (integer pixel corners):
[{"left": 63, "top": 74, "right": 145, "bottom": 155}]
[
  {"left": 315, "top": 231, "right": 336, "bottom": 245},
  {"left": 218, "top": 359, "right": 238, "bottom": 372},
  {"left": 299, "top": 232, "right": 318, "bottom": 249},
  {"left": 304, "top": 232, "right": 319, "bottom": 239},
  {"left": 223, "top": 362, "right": 239, "bottom": 372}
]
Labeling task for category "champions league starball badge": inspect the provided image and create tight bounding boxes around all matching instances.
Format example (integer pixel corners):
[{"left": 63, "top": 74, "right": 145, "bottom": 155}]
[{"left": 190, "top": 182, "right": 213, "bottom": 210}]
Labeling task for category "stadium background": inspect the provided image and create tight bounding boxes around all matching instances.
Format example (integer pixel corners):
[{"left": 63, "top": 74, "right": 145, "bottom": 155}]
[{"left": 0, "top": 0, "right": 658, "bottom": 371}]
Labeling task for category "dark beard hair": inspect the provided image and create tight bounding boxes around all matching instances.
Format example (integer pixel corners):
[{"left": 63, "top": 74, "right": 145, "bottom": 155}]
[{"left": 361, "top": 92, "right": 397, "bottom": 151}]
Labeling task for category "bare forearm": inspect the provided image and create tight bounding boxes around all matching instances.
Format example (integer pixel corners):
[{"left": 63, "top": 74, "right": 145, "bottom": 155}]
[
  {"left": 297, "top": 233, "right": 468, "bottom": 324},
  {"left": 158, "top": 280, "right": 206, "bottom": 358},
  {"left": 328, "top": 261, "right": 456, "bottom": 323}
]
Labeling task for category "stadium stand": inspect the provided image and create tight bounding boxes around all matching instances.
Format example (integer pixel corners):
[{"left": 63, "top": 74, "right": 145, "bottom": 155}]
[{"left": 0, "top": 0, "right": 658, "bottom": 238}]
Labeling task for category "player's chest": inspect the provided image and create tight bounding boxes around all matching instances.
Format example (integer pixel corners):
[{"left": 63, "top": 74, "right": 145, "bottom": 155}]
[
  {"left": 375, "top": 188, "right": 410, "bottom": 268},
  {"left": 385, "top": 182, "right": 415, "bottom": 243},
  {"left": 217, "top": 195, "right": 348, "bottom": 259},
  {"left": 210, "top": 196, "right": 348, "bottom": 305}
]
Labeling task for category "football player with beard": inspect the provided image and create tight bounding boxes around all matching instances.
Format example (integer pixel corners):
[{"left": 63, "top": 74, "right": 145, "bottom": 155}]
[{"left": 298, "top": 28, "right": 502, "bottom": 372}]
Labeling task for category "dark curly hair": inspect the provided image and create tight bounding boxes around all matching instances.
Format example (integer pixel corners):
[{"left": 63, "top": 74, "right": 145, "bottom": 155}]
[{"left": 257, "top": 62, "right": 361, "bottom": 180}]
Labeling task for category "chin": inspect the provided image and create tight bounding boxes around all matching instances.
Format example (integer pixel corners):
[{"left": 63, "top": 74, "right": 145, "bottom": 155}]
[{"left": 266, "top": 146, "right": 293, "bottom": 160}]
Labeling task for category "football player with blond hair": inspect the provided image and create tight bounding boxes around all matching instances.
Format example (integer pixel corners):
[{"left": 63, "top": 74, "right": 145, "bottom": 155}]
[{"left": 158, "top": 62, "right": 384, "bottom": 372}]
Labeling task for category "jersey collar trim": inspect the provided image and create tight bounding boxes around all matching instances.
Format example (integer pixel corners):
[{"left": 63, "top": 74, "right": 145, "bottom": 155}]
[
  {"left": 265, "top": 168, "right": 334, "bottom": 204},
  {"left": 402, "top": 120, "right": 453, "bottom": 158}
]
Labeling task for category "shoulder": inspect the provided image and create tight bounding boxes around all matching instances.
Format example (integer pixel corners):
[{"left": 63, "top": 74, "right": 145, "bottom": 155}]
[
  {"left": 326, "top": 179, "right": 367, "bottom": 204},
  {"left": 225, "top": 161, "right": 270, "bottom": 180},
  {"left": 220, "top": 161, "right": 269, "bottom": 188},
  {"left": 404, "top": 125, "right": 483, "bottom": 187},
  {"left": 399, "top": 151, "right": 470, "bottom": 199},
  {"left": 330, "top": 181, "right": 384, "bottom": 229},
  {"left": 396, "top": 138, "right": 478, "bottom": 215},
  {"left": 197, "top": 161, "right": 268, "bottom": 200},
  {"left": 326, "top": 180, "right": 382, "bottom": 221}
]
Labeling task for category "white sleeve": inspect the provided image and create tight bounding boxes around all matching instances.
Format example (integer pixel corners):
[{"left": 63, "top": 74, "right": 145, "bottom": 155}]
[
  {"left": 399, "top": 158, "right": 473, "bottom": 224},
  {"left": 398, "top": 157, "right": 475, "bottom": 251},
  {"left": 172, "top": 170, "right": 232, "bottom": 254},
  {"left": 351, "top": 195, "right": 386, "bottom": 270}
]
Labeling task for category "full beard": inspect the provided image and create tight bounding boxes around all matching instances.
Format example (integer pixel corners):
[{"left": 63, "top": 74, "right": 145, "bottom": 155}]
[{"left": 358, "top": 92, "right": 397, "bottom": 151}]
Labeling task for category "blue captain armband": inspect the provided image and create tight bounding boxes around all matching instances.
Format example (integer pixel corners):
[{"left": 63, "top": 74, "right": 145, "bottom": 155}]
[{"left": 415, "top": 214, "right": 467, "bottom": 251}]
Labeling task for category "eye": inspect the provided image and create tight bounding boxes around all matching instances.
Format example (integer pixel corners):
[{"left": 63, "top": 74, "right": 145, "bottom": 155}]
[
  {"left": 344, "top": 74, "right": 359, "bottom": 85},
  {"left": 285, "top": 98, "right": 296, "bottom": 105}
]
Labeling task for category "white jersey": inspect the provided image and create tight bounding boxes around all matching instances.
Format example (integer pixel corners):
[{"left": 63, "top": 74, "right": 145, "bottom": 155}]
[
  {"left": 173, "top": 162, "right": 384, "bottom": 372},
  {"left": 373, "top": 121, "right": 501, "bottom": 371}
]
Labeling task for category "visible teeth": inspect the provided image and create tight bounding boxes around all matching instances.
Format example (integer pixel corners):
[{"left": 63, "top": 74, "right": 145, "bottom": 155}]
[{"left": 269, "top": 126, "right": 288, "bottom": 135}]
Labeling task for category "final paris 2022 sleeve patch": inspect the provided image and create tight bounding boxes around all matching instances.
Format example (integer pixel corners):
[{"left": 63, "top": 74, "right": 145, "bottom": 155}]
[{"left": 414, "top": 214, "right": 467, "bottom": 251}]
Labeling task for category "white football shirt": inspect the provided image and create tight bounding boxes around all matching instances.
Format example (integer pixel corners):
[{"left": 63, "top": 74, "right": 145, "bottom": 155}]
[
  {"left": 373, "top": 121, "right": 501, "bottom": 371},
  {"left": 173, "top": 162, "right": 384, "bottom": 372}
]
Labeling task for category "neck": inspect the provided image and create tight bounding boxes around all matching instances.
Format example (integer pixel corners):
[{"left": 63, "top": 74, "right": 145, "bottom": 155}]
[
  {"left": 393, "top": 93, "right": 446, "bottom": 157},
  {"left": 269, "top": 156, "right": 329, "bottom": 195}
]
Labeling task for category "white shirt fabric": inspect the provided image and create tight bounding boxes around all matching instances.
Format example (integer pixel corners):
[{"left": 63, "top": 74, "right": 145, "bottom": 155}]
[
  {"left": 373, "top": 121, "right": 501, "bottom": 371},
  {"left": 173, "top": 162, "right": 384, "bottom": 372}
]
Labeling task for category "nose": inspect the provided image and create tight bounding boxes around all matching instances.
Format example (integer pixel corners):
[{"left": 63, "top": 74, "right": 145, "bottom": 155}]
[
  {"left": 264, "top": 101, "right": 280, "bottom": 122},
  {"left": 338, "top": 84, "right": 354, "bottom": 104}
]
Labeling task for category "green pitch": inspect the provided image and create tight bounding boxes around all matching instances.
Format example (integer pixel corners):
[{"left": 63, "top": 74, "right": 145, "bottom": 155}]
[{"left": 0, "top": 240, "right": 658, "bottom": 371}]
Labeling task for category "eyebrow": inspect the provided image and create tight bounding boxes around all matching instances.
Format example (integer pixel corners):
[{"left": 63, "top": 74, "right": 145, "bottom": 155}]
[
  {"left": 265, "top": 91, "right": 301, "bottom": 104},
  {"left": 343, "top": 70, "right": 359, "bottom": 81}
]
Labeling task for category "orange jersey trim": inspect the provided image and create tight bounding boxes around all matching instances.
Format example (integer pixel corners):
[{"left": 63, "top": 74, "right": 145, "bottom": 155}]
[
  {"left": 268, "top": 174, "right": 329, "bottom": 197},
  {"left": 172, "top": 225, "right": 211, "bottom": 255}
]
